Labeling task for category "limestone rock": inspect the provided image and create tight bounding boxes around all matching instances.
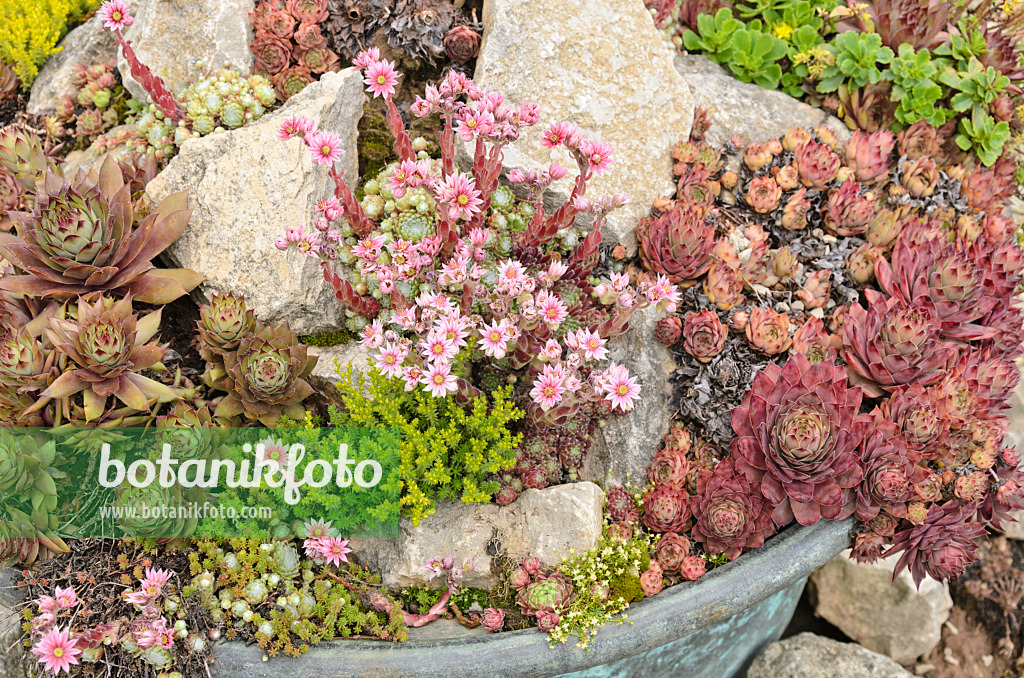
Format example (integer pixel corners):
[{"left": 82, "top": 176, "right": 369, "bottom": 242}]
[
  {"left": 581, "top": 305, "right": 675, "bottom": 487},
  {"left": 350, "top": 482, "right": 605, "bottom": 589},
  {"left": 809, "top": 550, "right": 953, "bottom": 664},
  {"left": 674, "top": 55, "right": 851, "bottom": 148},
  {"left": 469, "top": 0, "right": 694, "bottom": 255},
  {"left": 28, "top": 15, "right": 118, "bottom": 114},
  {"left": 306, "top": 342, "right": 371, "bottom": 409},
  {"left": 145, "top": 69, "right": 364, "bottom": 336},
  {"left": 747, "top": 633, "right": 913, "bottom": 678},
  {"left": 117, "top": 0, "right": 256, "bottom": 101}
]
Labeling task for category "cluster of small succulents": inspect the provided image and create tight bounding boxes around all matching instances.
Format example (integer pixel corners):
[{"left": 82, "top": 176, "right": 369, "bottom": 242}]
[
  {"left": 277, "top": 54, "right": 679, "bottom": 511},
  {"left": 0, "top": 430, "right": 65, "bottom": 566},
  {"left": 196, "top": 293, "right": 318, "bottom": 427},
  {"left": 0, "top": 61, "right": 17, "bottom": 101},
  {"left": 629, "top": 111, "right": 1024, "bottom": 586},
  {"left": 250, "top": 0, "right": 341, "bottom": 101},
  {"left": 129, "top": 69, "right": 278, "bottom": 160},
  {"left": 325, "top": 0, "right": 480, "bottom": 66},
  {"left": 508, "top": 557, "right": 576, "bottom": 632},
  {"left": 44, "top": 59, "right": 133, "bottom": 147}
]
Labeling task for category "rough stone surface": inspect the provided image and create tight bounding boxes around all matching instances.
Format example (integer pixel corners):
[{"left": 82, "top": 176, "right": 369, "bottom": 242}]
[
  {"left": 673, "top": 55, "right": 852, "bottom": 148},
  {"left": 306, "top": 342, "right": 371, "bottom": 409},
  {"left": 350, "top": 482, "right": 604, "bottom": 589},
  {"left": 747, "top": 633, "right": 913, "bottom": 678},
  {"left": 146, "top": 69, "right": 364, "bottom": 336},
  {"left": 581, "top": 305, "right": 675, "bottom": 486},
  {"left": 809, "top": 550, "right": 953, "bottom": 664},
  {"left": 117, "top": 0, "right": 256, "bottom": 101},
  {"left": 469, "top": 0, "right": 694, "bottom": 255},
  {"left": 0, "top": 605, "right": 29, "bottom": 678},
  {"left": 1001, "top": 357, "right": 1024, "bottom": 538},
  {"left": 28, "top": 14, "right": 118, "bottom": 115}
]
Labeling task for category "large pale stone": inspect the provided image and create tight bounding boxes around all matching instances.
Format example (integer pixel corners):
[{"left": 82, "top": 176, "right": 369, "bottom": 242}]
[
  {"left": 28, "top": 15, "right": 118, "bottom": 115},
  {"left": 1000, "top": 357, "right": 1024, "bottom": 538},
  {"left": 306, "top": 342, "right": 371, "bottom": 409},
  {"left": 747, "top": 633, "right": 913, "bottom": 678},
  {"left": 673, "top": 55, "right": 851, "bottom": 148},
  {"left": 117, "top": 0, "right": 256, "bottom": 101},
  {"left": 350, "top": 482, "right": 605, "bottom": 589},
  {"left": 581, "top": 305, "right": 675, "bottom": 487},
  {"left": 809, "top": 550, "right": 953, "bottom": 664},
  {"left": 146, "top": 69, "right": 364, "bottom": 336},
  {"left": 470, "top": 0, "right": 694, "bottom": 255}
]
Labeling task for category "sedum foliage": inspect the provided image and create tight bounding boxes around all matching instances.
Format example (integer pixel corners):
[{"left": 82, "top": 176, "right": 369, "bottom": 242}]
[
  {"left": 331, "top": 362, "right": 522, "bottom": 526},
  {"left": 0, "top": 0, "right": 98, "bottom": 88}
]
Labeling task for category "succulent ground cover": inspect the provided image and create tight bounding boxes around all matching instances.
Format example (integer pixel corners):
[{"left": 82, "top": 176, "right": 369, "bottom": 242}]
[
  {"left": 649, "top": 0, "right": 1024, "bottom": 172},
  {"left": 603, "top": 110, "right": 1024, "bottom": 597}
]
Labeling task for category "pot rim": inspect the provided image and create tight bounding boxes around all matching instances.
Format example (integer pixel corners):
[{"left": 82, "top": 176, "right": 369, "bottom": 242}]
[{"left": 210, "top": 517, "right": 854, "bottom": 677}]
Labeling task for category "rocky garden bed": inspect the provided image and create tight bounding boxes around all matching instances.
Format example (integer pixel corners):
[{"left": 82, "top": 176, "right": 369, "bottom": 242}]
[{"left": 1, "top": 0, "right": 1024, "bottom": 676}]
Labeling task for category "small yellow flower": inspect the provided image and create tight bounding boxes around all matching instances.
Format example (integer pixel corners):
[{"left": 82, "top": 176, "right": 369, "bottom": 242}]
[{"left": 772, "top": 22, "right": 794, "bottom": 41}]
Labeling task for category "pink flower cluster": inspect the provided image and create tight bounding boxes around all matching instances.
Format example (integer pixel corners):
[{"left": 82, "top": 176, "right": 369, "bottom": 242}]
[{"left": 303, "top": 535, "right": 352, "bottom": 567}]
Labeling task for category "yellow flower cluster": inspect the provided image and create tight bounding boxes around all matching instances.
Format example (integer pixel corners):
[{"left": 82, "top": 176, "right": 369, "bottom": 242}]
[
  {"left": 0, "top": 0, "right": 99, "bottom": 88},
  {"left": 332, "top": 361, "right": 521, "bottom": 526}
]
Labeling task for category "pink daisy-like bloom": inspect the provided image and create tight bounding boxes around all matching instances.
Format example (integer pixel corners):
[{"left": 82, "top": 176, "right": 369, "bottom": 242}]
[
  {"left": 98, "top": 0, "right": 133, "bottom": 31},
  {"left": 142, "top": 568, "right": 173, "bottom": 589},
  {"left": 438, "top": 172, "right": 483, "bottom": 222},
  {"left": 419, "top": 331, "right": 458, "bottom": 364},
  {"left": 353, "top": 48, "right": 380, "bottom": 69},
  {"left": 575, "top": 329, "right": 609, "bottom": 362},
  {"left": 537, "top": 293, "right": 568, "bottom": 328},
  {"left": 610, "top": 272, "right": 630, "bottom": 291},
  {"left": 352, "top": 234, "right": 386, "bottom": 260},
  {"left": 52, "top": 587, "right": 78, "bottom": 610},
  {"left": 375, "top": 342, "right": 407, "bottom": 379},
  {"left": 315, "top": 197, "right": 341, "bottom": 221},
  {"left": 547, "top": 260, "right": 568, "bottom": 281},
  {"left": 402, "top": 364, "right": 423, "bottom": 392},
  {"left": 530, "top": 365, "right": 567, "bottom": 410},
  {"left": 392, "top": 307, "right": 418, "bottom": 329},
  {"left": 360, "top": 320, "right": 385, "bottom": 350},
  {"left": 603, "top": 363, "right": 640, "bottom": 411},
  {"left": 541, "top": 339, "right": 562, "bottom": 361},
  {"left": 122, "top": 589, "right": 154, "bottom": 607},
  {"left": 37, "top": 595, "right": 58, "bottom": 615},
  {"left": 454, "top": 109, "right": 495, "bottom": 142},
  {"left": 436, "top": 314, "right": 470, "bottom": 347},
  {"left": 421, "top": 361, "right": 458, "bottom": 397},
  {"left": 278, "top": 115, "right": 315, "bottom": 140},
  {"left": 497, "top": 260, "right": 526, "bottom": 282},
  {"left": 364, "top": 59, "right": 398, "bottom": 99},
  {"left": 318, "top": 537, "right": 352, "bottom": 567},
  {"left": 580, "top": 139, "right": 614, "bottom": 175},
  {"left": 479, "top": 320, "right": 509, "bottom": 358},
  {"left": 256, "top": 437, "right": 290, "bottom": 474},
  {"left": 540, "top": 121, "right": 575, "bottom": 149},
  {"left": 306, "top": 130, "right": 343, "bottom": 165},
  {"left": 32, "top": 627, "right": 82, "bottom": 675}
]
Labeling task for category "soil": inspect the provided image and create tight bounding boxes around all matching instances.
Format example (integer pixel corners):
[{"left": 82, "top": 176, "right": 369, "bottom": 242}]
[
  {"left": 920, "top": 535, "right": 1024, "bottom": 678},
  {"left": 136, "top": 292, "right": 205, "bottom": 387},
  {"left": 0, "top": 91, "right": 27, "bottom": 128}
]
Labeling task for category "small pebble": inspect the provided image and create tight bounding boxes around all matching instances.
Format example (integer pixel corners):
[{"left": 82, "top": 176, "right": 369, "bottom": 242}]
[
  {"left": 914, "top": 664, "right": 935, "bottom": 676},
  {"left": 809, "top": 308, "right": 825, "bottom": 320},
  {"left": 982, "top": 655, "right": 993, "bottom": 667},
  {"left": 943, "top": 647, "right": 960, "bottom": 666},
  {"left": 811, "top": 228, "right": 824, "bottom": 237},
  {"left": 945, "top": 620, "right": 959, "bottom": 635},
  {"left": 776, "top": 303, "right": 790, "bottom": 312},
  {"left": 751, "top": 284, "right": 771, "bottom": 297},
  {"left": 821, "top": 234, "right": 838, "bottom": 244},
  {"left": 790, "top": 300, "right": 804, "bottom": 311}
]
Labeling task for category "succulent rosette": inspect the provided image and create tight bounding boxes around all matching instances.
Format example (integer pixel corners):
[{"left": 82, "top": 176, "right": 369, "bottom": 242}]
[
  {"left": 823, "top": 179, "right": 877, "bottom": 237},
  {"left": 299, "top": 47, "right": 340, "bottom": 74},
  {"left": 294, "top": 22, "right": 327, "bottom": 49},
  {"left": 888, "top": 501, "right": 986, "bottom": 587},
  {"left": 648, "top": 447, "right": 689, "bottom": 486},
  {"left": 34, "top": 295, "right": 178, "bottom": 422},
  {"left": 899, "top": 156, "right": 939, "bottom": 198},
  {"left": 286, "top": 0, "right": 328, "bottom": 23},
  {"left": 745, "top": 176, "right": 781, "bottom": 214},
  {"left": 882, "top": 384, "right": 950, "bottom": 458},
  {"left": 682, "top": 309, "right": 726, "bottom": 362},
  {"left": 654, "top": 316, "right": 682, "bottom": 346},
  {"left": 0, "top": 168, "right": 22, "bottom": 216},
  {"left": 791, "top": 318, "right": 838, "bottom": 365},
  {"left": 703, "top": 261, "right": 744, "bottom": 310},
  {"left": 731, "top": 353, "right": 869, "bottom": 526},
  {"left": 604, "top": 485, "right": 634, "bottom": 522},
  {"left": 0, "top": 156, "right": 201, "bottom": 304},
  {"left": 156, "top": 402, "right": 220, "bottom": 462},
  {"left": 196, "top": 292, "right": 257, "bottom": 362},
  {"left": 0, "top": 326, "right": 51, "bottom": 390},
  {"left": 978, "top": 459, "right": 1024, "bottom": 529},
  {"left": 841, "top": 289, "right": 957, "bottom": 398},
  {"left": 781, "top": 188, "right": 811, "bottom": 230},
  {"left": 844, "top": 129, "right": 895, "bottom": 184},
  {"left": 744, "top": 307, "right": 791, "bottom": 356},
  {"left": 793, "top": 139, "right": 840, "bottom": 189},
  {"left": 853, "top": 414, "right": 926, "bottom": 522},
  {"left": 216, "top": 321, "right": 317, "bottom": 426},
  {"left": 273, "top": 65, "right": 314, "bottom": 100},
  {"left": 875, "top": 239, "right": 998, "bottom": 341},
  {"left": 636, "top": 205, "right": 714, "bottom": 286},
  {"left": 689, "top": 457, "right": 775, "bottom": 560},
  {"left": 444, "top": 25, "right": 481, "bottom": 64},
  {"left": 653, "top": 532, "right": 691, "bottom": 574},
  {"left": 516, "top": 572, "right": 575, "bottom": 620},
  {"left": 642, "top": 482, "right": 691, "bottom": 533}
]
